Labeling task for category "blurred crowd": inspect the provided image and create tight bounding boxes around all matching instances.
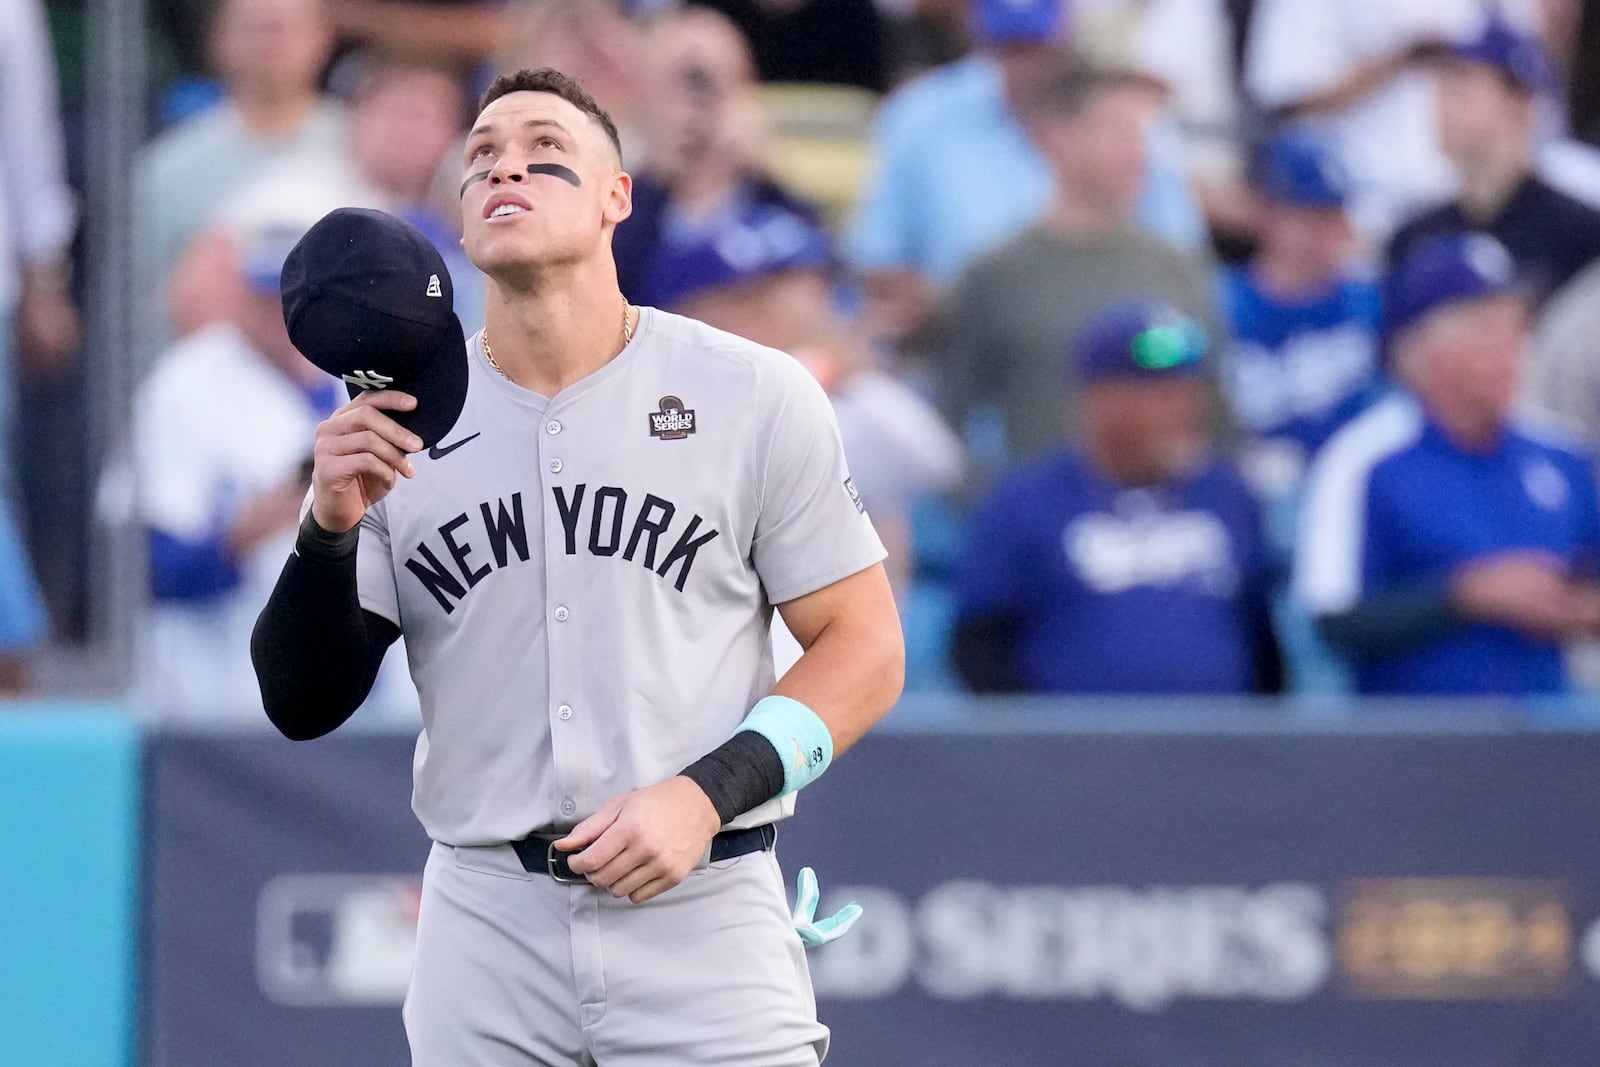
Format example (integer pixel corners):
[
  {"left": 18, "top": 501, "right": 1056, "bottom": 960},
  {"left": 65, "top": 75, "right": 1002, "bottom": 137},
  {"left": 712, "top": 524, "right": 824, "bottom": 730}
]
[{"left": 5, "top": 0, "right": 1600, "bottom": 716}]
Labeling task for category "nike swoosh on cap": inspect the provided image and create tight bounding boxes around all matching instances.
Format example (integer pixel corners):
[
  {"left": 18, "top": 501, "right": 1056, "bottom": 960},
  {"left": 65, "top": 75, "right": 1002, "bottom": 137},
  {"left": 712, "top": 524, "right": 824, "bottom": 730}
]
[{"left": 427, "top": 432, "right": 481, "bottom": 460}]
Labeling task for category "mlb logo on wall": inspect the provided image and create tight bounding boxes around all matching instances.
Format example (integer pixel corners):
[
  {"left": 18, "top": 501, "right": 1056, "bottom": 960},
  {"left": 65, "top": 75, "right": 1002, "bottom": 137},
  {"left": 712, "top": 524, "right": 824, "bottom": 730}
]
[{"left": 649, "top": 396, "right": 696, "bottom": 440}]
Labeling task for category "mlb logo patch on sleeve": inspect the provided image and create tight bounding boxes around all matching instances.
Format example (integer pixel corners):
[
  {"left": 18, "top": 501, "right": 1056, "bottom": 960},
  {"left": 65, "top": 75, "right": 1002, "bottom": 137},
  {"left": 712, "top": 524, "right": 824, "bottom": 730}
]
[{"left": 844, "top": 477, "right": 865, "bottom": 514}]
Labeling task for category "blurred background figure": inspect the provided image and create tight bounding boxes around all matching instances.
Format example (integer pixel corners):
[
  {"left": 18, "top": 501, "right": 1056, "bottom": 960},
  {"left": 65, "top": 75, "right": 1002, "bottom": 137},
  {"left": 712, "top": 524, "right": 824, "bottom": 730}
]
[
  {"left": 1298, "top": 233, "right": 1600, "bottom": 696},
  {"left": 933, "top": 56, "right": 1219, "bottom": 472},
  {"left": 692, "top": 0, "right": 889, "bottom": 90},
  {"left": 0, "top": 0, "right": 80, "bottom": 689},
  {"left": 334, "top": 54, "right": 485, "bottom": 328},
  {"left": 132, "top": 0, "right": 344, "bottom": 371},
  {"left": 652, "top": 197, "right": 964, "bottom": 596},
  {"left": 1220, "top": 129, "right": 1382, "bottom": 510},
  {"left": 1386, "top": 15, "right": 1600, "bottom": 310},
  {"left": 1244, "top": 0, "right": 1537, "bottom": 245},
  {"left": 843, "top": 0, "right": 1204, "bottom": 346},
  {"left": 324, "top": 0, "right": 506, "bottom": 67},
  {"left": 615, "top": 6, "right": 823, "bottom": 308},
  {"left": 1219, "top": 127, "right": 1382, "bottom": 693},
  {"left": 118, "top": 180, "right": 411, "bottom": 720},
  {"left": 952, "top": 298, "right": 1280, "bottom": 694},
  {"left": 498, "top": 0, "right": 650, "bottom": 161},
  {"left": 1525, "top": 255, "right": 1600, "bottom": 443}
]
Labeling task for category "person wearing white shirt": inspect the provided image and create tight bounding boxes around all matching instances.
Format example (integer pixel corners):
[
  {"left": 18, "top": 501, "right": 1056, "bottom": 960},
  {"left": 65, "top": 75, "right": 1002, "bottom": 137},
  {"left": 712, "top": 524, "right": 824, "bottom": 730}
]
[{"left": 1245, "top": 0, "right": 1540, "bottom": 243}]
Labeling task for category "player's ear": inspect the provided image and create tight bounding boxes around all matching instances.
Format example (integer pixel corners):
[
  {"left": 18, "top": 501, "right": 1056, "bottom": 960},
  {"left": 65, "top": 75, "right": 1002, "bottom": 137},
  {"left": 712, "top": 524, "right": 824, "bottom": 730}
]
[{"left": 602, "top": 171, "right": 633, "bottom": 227}]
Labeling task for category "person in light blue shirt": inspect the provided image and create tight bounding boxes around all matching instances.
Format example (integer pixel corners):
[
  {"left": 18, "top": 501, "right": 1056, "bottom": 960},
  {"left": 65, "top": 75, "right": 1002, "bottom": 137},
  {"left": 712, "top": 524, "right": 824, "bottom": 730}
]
[
  {"left": 842, "top": 0, "right": 1205, "bottom": 341},
  {"left": 1297, "top": 232, "right": 1600, "bottom": 696}
]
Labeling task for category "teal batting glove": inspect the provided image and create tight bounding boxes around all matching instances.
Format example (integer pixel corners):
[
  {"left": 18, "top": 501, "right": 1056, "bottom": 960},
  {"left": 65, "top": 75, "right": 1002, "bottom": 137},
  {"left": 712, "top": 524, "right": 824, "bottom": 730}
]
[{"left": 791, "top": 866, "right": 862, "bottom": 949}]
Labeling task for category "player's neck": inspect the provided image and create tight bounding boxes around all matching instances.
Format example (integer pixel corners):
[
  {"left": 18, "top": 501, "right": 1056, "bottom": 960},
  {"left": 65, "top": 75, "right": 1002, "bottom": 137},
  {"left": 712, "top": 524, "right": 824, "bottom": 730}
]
[{"left": 482, "top": 262, "right": 634, "bottom": 396}]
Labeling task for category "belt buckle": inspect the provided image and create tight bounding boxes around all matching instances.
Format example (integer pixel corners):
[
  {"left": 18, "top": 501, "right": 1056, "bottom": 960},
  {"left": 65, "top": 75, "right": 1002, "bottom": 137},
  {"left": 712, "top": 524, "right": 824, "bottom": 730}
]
[{"left": 546, "top": 841, "right": 589, "bottom": 885}]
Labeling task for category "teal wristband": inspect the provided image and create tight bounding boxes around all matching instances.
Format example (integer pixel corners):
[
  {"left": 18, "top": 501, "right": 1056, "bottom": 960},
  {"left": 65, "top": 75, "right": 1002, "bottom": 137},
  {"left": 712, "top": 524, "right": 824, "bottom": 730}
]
[{"left": 740, "top": 695, "right": 834, "bottom": 796}]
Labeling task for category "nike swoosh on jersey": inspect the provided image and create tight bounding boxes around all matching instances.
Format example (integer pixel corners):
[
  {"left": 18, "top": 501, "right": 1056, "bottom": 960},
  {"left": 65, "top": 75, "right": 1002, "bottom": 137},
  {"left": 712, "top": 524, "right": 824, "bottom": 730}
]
[{"left": 427, "top": 432, "right": 481, "bottom": 460}]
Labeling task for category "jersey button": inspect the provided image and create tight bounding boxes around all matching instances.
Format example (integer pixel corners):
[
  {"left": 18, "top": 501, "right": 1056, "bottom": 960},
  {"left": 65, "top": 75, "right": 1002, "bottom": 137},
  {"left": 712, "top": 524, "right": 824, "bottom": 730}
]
[
  {"left": 548, "top": 458, "right": 563, "bottom": 473},
  {"left": 560, "top": 798, "right": 577, "bottom": 817},
  {"left": 546, "top": 419, "right": 562, "bottom": 435},
  {"left": 557, "top": 704, "right": 572, "bottom": 720},
  {"left": 554, "top": 605, "right": 569, "bottom": 622}
]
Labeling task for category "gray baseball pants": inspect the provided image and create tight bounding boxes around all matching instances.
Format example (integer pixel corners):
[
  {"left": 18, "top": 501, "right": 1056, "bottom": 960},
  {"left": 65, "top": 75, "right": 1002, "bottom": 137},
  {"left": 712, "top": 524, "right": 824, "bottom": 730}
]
[{"left": 403, "top": 839, "right": 829, "bottom": 1065}]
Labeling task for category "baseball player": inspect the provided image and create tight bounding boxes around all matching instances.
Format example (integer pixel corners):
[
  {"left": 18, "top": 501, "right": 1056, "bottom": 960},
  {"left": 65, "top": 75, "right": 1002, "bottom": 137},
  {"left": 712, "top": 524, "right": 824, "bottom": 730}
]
[{"left": 251, "top": 66, "right": 904, "bottom": 1066}]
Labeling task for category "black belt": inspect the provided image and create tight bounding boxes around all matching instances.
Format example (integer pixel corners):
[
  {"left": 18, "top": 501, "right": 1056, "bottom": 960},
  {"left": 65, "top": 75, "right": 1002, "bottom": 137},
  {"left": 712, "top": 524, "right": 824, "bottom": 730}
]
[{"left": 511, "top": 823, "right": 777, "bottom": 884}]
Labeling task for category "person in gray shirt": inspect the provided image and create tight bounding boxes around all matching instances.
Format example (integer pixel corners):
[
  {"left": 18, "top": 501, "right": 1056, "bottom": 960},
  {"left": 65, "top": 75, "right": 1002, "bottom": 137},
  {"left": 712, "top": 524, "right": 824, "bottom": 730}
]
[{"left": 933, "top": 56, "right": 1220, "bottom": 470}]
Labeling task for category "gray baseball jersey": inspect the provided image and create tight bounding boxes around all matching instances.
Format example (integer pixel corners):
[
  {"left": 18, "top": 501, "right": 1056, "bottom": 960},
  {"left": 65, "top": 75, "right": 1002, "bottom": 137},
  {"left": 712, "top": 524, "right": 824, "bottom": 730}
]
[{"left": 355, "top": 306, "right": 886, "bottom": 846}]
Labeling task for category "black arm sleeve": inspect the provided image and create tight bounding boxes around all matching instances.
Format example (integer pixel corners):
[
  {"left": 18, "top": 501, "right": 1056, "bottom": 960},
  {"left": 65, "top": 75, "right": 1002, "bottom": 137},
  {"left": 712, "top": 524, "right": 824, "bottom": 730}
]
[
  {"left": 251, "top": 514, "right": 401, "bottom": 741},
  {"left": 1315, "top": 576, "right": 1460, "bottom": 662},
  {"left": 951, "top": 612, "right": 1026, "bottom": 693}
]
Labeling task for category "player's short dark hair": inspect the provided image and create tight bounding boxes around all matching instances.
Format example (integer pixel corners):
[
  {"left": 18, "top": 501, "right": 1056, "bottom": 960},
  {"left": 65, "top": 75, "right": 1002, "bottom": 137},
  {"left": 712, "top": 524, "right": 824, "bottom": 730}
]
[
  {"left": 478, "top": 68, "right": 624, "bottom": 163},
  {"left": 1019, "top": 54, "right": 1154, "bottom": 122}
]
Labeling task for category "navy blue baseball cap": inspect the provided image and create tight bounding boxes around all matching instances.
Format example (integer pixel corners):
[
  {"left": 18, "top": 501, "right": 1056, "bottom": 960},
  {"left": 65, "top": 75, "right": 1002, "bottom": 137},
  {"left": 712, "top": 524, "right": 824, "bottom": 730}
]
[
  {"left": 972, "top": 0, "right": 1063, "bottom": 45},
  {"left": 281, "top": 207, "right": 468, "bottom": 448},
  {"left": 648, "top": 202, "right": 832, "bottom": 309},
  {"left": 1383, "top": 231, "right": 1518, "bottom": 342},
  {"left": 1251, "top": 128, "right": 1349, "bottom": 208},
  {"left": 1072, "top": 298, "right": 1209, "bottom": 383},
  {"left": 1451, "top": 16, "right": 1551, "bottom": 93}
]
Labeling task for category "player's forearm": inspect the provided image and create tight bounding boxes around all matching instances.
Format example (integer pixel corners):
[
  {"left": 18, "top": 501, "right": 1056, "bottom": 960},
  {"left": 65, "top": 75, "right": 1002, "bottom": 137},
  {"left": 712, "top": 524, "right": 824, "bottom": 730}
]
[{"left": 772, "top": 607, "right": 905, "bottom": 755}]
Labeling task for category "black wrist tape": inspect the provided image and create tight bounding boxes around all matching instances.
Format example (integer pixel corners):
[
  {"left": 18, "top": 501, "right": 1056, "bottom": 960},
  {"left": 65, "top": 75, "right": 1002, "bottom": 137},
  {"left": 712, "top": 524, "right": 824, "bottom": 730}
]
[
  {"left": 680, "top": 730, "right": 786, "bottom": 825},
  {"left": 296, "top": 511, "right": 360, "bottom": 561}
]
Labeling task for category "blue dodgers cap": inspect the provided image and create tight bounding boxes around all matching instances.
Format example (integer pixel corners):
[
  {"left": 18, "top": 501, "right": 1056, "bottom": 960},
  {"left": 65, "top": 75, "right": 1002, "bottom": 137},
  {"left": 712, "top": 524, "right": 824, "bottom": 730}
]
[
  {"left": 281, "top": 207, "right": 468, "bottom": 448},
  {"left": 1071, "top": 298, "right": 1209, "bottom": 383},
  {"left": 1451, "top": 16, "right": 1552, "bottom": 93},
  {"left": 1383, "top": 231, "right": 1517, "bottom": 340},
  {"left": 1251, "top": 128, "right": 1349, "bottom": 208},
  {"left": 972, "top": 0, "right": 1063, "bottom": 45},
  {"left": 648, "top": 202, "right": 833, "bottom": 309}
]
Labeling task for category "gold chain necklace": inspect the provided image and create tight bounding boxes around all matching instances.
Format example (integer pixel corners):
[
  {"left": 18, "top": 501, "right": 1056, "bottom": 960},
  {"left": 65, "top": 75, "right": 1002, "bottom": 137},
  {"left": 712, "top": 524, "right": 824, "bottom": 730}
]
[{"left": 483, "top": 300, "right": 634, "bottom": 380}]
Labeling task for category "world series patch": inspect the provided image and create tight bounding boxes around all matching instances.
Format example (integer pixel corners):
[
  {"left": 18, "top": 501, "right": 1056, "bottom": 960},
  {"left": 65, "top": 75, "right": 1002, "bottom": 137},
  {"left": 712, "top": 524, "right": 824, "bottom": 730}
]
[{"left": 649, "top": 395, "right": 696, "bottom": 440}]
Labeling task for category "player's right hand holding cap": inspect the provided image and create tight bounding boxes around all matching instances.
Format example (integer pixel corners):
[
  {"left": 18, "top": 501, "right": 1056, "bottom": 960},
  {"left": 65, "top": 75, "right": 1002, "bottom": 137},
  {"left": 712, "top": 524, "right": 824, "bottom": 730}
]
[{"left": 281, "top": 208, "right": 471, "bottom": 532}]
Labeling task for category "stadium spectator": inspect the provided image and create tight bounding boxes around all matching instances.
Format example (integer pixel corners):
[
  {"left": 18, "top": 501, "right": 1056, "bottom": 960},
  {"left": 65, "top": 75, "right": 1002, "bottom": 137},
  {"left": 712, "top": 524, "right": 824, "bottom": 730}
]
[
  {"left": 952, "top": 298, "right": 1280, "bottom": 694},
  {"left": 131, "top": 0, "right": 344, "bottom": 371},
  {"left": 653, "top": 198, "right": 964, "bottom": 594},
  {"left": 843, "top": 0, "right": 1205, "bottom": 344},
  {"left": 1525, "top": 256, "right": 1600, "bottom": 442},
  {"left": 125, "top": 181, "right": 410, "bottom": 719},
  {"left": 1220, "top": 128, "right": 1383, "bottom": 503},
  {"left": 0, "top": 0, "right": 79, "bottom": 685},
  {"left": 1386, "top": 16, "right": 1600, "bottom": 309},
  {"left": 932, "top": 57, "right": 1218, "bottom": 467},
  {"left": 340, "top": 55, "right": 486, "bottom": 328},
  {"left": 1297, "top": 232, "right": 1600, "bottom": 696},
  {"left": 613, "top": 7, "right": 822, "bottom": 309},
  {"left": 325, "top": 0, "right": 506, "bottom": 65},
  {"left": 689, "top": 0, "right": 889, "bottom": 91},
  {"left": 1244, "top": 0, "right": 1536, "bottom": 243},
  {"left": 497, "top": 0, "right": 650, "bottom": 162}
]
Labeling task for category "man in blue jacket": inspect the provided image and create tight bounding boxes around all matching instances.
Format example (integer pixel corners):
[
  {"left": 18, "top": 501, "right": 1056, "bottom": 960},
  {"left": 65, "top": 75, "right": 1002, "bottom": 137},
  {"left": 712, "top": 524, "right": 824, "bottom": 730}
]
[{"left": 1297, "top": 232, "right": 1600, "bottom": 695}]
